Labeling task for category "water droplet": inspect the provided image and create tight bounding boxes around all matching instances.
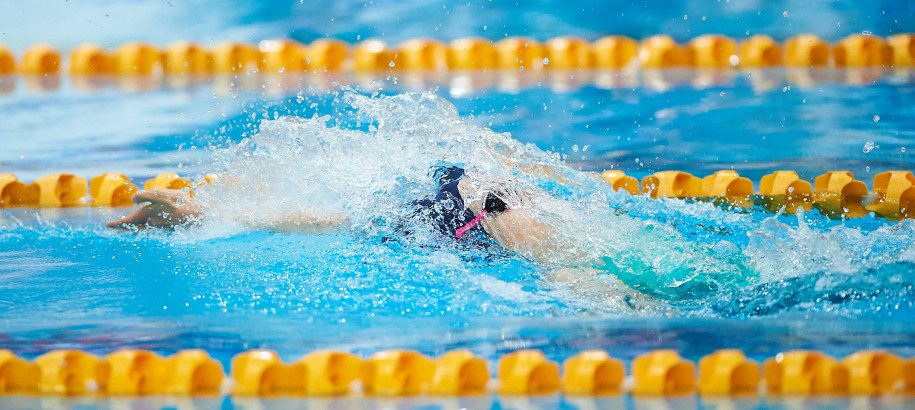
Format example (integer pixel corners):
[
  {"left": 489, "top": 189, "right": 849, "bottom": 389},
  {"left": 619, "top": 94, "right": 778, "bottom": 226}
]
[
  {"left": 901, "top": 147, "right": 906, "bottom": 153},
  {"left": 572, "top": 144, "right": 579, "bottom": 152},
  {"left": 720, "top": 91, "right": 726, "bottom": 97},
  {"left": 683, "top": 14, "right": 688, "bottom": 20},
  {"left": 783, "top": 11, "right": 789, "bottom": 17},
  {"left": 862, "top": 30, "right": 872, "bottom": 36},
  {"left": 873, "top": 115, "right": 880, "bottom": 122},
  {"left": 863, "top": 141, "right": 875, "bottom": 153},
  {"left": 388, "top": 61, "right": 395, "bottom": 67},
  {"left": 702, "top": 16, "right": 706, "bottom": 21},
  {"left": 483, "top": 25, "right": 487, "bottom": 30},
  {"left": 356, "top": 34, "right": 361, "bottom": 40},
  {"left": 542, "top": 58, "right": 549, "bottom": 66}
]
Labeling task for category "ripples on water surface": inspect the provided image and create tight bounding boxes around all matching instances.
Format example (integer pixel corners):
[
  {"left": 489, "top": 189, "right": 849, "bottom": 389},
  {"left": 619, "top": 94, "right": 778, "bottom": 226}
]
[
  {"left": 1, "top": 76, "right": 915, "bottom": 365},
  {"left": 1, "top": 0, "right": 915, "bottom": 370}
]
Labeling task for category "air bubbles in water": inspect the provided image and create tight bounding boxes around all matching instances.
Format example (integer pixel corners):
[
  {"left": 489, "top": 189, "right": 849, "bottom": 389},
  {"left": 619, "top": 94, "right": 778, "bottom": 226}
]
[
  {"left": 783, "top": 11, "right": 789, "bottom": 17},
  {"left": 862, "top": 30, "right": 873, "bottom": 36},
  {"left": 389, "top": 61, "right": 396, "bottom": 67},
  {"left": 542, "top": 58, "right": 549, "bottom": 66},
  {"left": 863, "top": 141, "right": 876, "bottom": 153},
  {"left": 873, "top": 115, "right": 880, "bottom": 122}
]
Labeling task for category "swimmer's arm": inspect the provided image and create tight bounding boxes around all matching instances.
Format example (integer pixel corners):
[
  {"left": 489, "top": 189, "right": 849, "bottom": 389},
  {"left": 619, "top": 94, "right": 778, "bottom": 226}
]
[
  {"left": 107, "top": 189, "right": 349, "bottom": 233},
  {"left": 246, "top": 211, "right": 351, "bottom": 234},
  {"left": 480, "top": 209, "right": 568, "bottom": 263},
  {"left": 544, "top": 267, "right": 659, "bottom": 312}
]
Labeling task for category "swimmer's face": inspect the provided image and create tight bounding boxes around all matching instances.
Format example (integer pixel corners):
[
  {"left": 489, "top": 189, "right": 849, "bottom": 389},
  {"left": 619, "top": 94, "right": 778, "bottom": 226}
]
[
  {"left": 457, "top": 176, "right": 530, "bottom": 216},
  {"left": 457, "top": 179, "right": 484, "bottom": 214}
]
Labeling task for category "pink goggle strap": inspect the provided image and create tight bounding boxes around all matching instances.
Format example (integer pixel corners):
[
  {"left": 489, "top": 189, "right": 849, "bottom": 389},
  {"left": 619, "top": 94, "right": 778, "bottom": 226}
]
[{"left": 455, "top": 210, "right": 487, "bottom": 238}]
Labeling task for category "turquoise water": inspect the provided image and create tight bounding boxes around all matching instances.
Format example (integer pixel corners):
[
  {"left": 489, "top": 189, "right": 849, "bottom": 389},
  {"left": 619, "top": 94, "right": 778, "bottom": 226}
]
[
  {"left": 2, "top": 81, "right": 915, "bottom": 370},
  {"left": 0, "top": 3, "right": 914, "bottom": 402}
]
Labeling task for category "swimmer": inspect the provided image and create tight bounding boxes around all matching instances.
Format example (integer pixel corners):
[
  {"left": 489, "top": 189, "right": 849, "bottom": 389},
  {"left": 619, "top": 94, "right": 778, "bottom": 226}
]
[
  {"left": 106, "top": 166, "right": 665, "bottom": 310},
  {"left": 107, "top": 166, "right": 561, "bottom": 262}
]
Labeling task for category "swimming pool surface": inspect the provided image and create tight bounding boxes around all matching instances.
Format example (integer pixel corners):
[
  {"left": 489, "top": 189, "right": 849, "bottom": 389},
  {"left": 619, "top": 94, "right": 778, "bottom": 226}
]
[
  {"left": 3, "top": 73, "right": 914, "bottom": 366},
  {"left": 1, "top": 1, "right": 915, "bottom": 406}
]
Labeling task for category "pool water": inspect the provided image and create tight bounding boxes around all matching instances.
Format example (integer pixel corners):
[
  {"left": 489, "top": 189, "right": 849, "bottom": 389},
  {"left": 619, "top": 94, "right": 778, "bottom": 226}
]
[
  {"left": 2, "top": 72, "right": 915, "bottom": 370},
  {"left": 1, "top": 2, "right": 915, "bottom": 403}
]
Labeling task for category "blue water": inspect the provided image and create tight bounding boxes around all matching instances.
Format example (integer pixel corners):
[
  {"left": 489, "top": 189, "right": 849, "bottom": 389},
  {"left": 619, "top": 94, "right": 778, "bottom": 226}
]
[
  {"left": 2, "top": 82, "right": 915, "bottom": 368},
  {"left": 0, "top": 0, "right": 914, "bottom": 386}
]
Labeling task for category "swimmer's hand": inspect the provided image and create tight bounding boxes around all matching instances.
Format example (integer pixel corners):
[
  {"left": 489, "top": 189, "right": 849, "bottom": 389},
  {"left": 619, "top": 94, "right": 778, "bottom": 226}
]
[{"left": 106, "top": 189, "right": 203, "bottom": 230}]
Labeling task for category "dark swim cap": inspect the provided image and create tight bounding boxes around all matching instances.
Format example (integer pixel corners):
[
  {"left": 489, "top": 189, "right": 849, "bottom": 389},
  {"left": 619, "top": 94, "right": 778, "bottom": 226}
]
[
  {"left": 432, "top": 165, "right": 466, "bottom": 187},
  {"left": 411, "top": 165, "right": 477, "bottom": 236}
]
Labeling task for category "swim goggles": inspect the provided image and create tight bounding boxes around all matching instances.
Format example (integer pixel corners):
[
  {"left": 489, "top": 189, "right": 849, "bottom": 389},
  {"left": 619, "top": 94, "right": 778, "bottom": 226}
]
[{"left": 455, "top": 193, "right": 508, "bottom": 238}]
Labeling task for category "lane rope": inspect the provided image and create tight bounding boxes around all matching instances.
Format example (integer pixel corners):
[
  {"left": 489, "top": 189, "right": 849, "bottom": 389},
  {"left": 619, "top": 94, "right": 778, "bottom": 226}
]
[
  {"left": 2, "top": 170, "right": 912, "bottom": 220},
  {"left": 0, "top": 33, "right": 912, "bottom": 77},
  {"left": 0, "top": 348, "right": 911, "bottom": 397}
]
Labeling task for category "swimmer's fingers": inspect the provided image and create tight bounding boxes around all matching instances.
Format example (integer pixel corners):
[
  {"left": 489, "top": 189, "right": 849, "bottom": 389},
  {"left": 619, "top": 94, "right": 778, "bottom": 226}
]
[
  {"left": 106, "top": 207, "right": 151, "bottom": 229},
  {"left": 107, "top": 190, "right": 203, "bottom": 230},
  {"left": 106, "top": 203, "right": 194, "bottom": 230},
  {"left": 131, "top": 189, "right": 190, "bottom": 206}
]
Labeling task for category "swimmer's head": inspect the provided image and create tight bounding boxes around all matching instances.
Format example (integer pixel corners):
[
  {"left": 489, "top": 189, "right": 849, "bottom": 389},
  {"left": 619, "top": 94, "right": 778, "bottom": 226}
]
[
  {"left": 430, "top": 163, "right": 466, "bottom": 187},
  {"left": 482, "top": 192, "right": 508, "bottom": 214},
  {"left": 466, "top": 173, "right": 533, "bottom": 211},
  {"left": 451, "top": 172, "right": 535, "bottom": 228}
]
